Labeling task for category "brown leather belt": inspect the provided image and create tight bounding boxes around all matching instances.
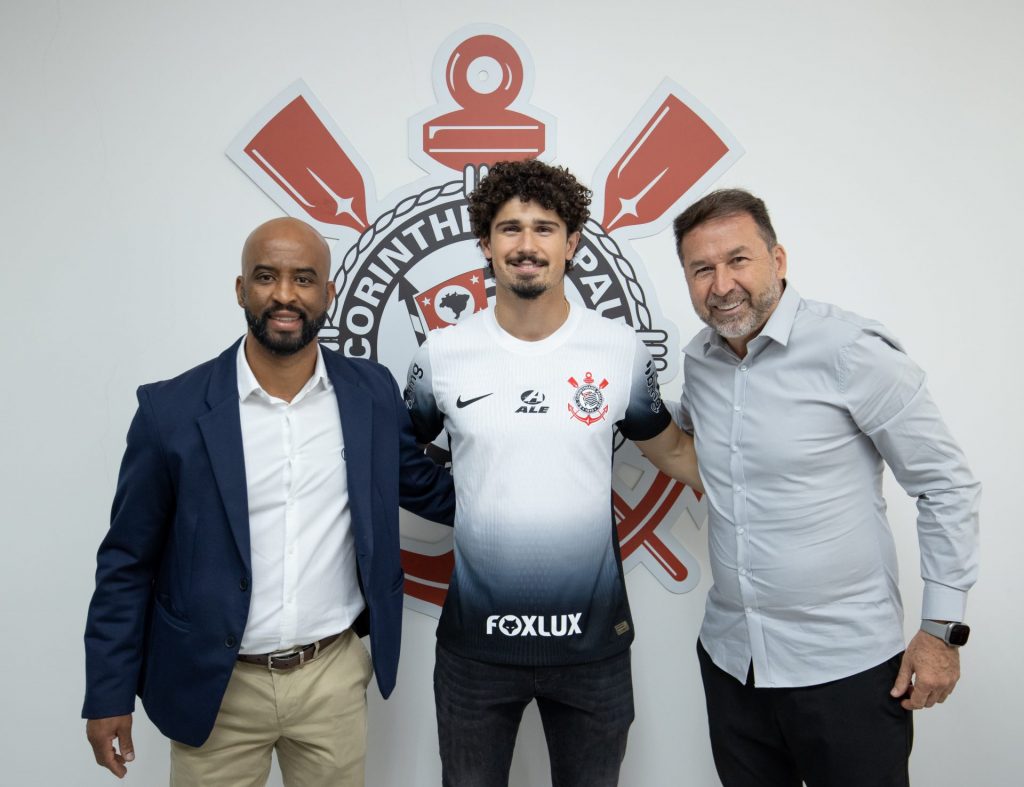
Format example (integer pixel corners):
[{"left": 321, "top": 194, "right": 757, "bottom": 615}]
[{"left": 237, "top": 632, "right": 343, "bottom": 670}]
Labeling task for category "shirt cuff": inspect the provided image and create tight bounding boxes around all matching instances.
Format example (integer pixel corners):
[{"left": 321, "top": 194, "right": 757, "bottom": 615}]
[{"left": 921, "top": 581, "right": 968, "bottom": 622}]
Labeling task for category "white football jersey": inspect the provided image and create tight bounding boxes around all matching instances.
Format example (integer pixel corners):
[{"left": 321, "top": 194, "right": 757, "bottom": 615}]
[{"left": 405, "top": 305, "right": 669, "bottom": 665}]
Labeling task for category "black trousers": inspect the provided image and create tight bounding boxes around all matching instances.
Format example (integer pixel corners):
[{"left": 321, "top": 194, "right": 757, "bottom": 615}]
[{"left": 698, "top": 640, "right": 913, "bottom": 787}]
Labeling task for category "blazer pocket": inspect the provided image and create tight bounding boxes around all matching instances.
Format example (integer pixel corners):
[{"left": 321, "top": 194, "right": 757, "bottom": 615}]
[{"left": 154, "top": 596, "right": 192, "bottom": 633}]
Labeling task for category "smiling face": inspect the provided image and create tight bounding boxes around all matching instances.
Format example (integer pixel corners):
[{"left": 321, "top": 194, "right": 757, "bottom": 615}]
[
  {"left": 235, "top": 218, "right": 335, "bottom": 356},
  {"left": 680, "top": 212, "right": 787, "bottom": 355},
  {"left": 480, "top": 198, "right": 581, "bottom": 302}
]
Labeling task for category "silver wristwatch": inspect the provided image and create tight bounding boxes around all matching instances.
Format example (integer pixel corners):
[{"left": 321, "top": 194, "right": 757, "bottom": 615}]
[{"left": 920, "top": 619, "right": 970, "bottom": 647}]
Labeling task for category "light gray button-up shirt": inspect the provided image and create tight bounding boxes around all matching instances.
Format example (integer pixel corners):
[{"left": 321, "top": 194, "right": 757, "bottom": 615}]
[{"left": 677, "top": 285, "right": 980, "bottom": 687}]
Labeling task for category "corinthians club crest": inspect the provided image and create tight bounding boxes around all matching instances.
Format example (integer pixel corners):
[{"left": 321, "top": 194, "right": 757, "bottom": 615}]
[
  {"left": 568, "top": 372, "right": 609, "bottom": 427},
  {"left": 228, "top": 24, "right": 740, "bottom": 616}
]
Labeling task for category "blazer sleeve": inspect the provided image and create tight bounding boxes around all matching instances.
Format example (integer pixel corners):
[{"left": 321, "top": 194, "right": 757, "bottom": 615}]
[{"left": 82, "top": 386, "right": 175, "bottom": 719}]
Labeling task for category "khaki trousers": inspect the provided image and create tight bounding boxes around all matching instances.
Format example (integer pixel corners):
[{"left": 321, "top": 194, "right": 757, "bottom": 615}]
[{"left": 170, "top": 629, "right": 373, "bottom": 787}]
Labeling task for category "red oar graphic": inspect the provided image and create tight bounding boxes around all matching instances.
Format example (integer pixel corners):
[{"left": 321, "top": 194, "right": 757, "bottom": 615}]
[
  {"left": 401, "top": 548, "right": 454, "bottom": 607},
  {"left": 244, "top": 94, "right": 369, "bottom": 232},
  {"left": 615, "top": 474, "right": 699, "bottom": 582},
  {"left": 599, "top": 83, "right": 739, "bottom": 235}
]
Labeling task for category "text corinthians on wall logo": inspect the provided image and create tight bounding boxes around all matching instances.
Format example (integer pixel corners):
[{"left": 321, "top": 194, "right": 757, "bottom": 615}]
[{"left": 228, "top": 25, "right": 739, "bottom": 617}]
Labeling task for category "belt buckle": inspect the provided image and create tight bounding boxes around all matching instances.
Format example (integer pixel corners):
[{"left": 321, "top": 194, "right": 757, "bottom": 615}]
[
  {"left": 266, "top": 639, "right": 320, "bottom": 670},
  {"left": 267, "top": 646, "right": 301, "bottom": 670}
]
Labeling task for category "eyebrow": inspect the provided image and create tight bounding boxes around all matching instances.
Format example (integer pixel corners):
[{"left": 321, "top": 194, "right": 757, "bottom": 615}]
[
  {"left": 251, "top": 264, "right": 320, "bottom": 278},
  {"left": 494, "top": 219, "right": 562, "bottom": 229},
  {"left": 686, "top": 245, "right": 753, "bottom": 269}
]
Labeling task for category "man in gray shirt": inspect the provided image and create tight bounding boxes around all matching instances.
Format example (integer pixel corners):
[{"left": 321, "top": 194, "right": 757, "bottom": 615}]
[{"left": 672, "top": 189, "right": 979, "bottom": 787}]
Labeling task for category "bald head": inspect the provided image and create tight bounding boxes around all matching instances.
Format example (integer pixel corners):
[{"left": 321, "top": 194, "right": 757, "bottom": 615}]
[
  {"left": 241, "top": 217, "right": 330, "bottom": 276},
  {"left": 236, "top": 217, "right": 335, "bottom": 357}
]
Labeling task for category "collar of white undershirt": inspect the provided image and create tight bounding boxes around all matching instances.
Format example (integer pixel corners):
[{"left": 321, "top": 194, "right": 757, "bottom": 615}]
[{"left": 235, "top": 337, "right": 332, "bottom": 404}]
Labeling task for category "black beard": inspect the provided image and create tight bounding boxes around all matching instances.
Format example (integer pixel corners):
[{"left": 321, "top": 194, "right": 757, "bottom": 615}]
[
  {"left": 508, "top": 280, "right": 547, "bottom": 300},
  {"left": 504, "top": 253, "right": 557, "bottom": 300},
  {"left": 244, "top": 306, "right": 327, "bottom": 356}
]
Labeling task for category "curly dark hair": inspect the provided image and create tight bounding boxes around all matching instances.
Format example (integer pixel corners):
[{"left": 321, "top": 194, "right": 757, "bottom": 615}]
[{"left": 468, "top": 159, "right": 592, "bottom": 240}]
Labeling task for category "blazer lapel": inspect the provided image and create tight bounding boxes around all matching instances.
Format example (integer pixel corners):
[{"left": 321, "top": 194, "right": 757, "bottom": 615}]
[
  {"left": 328, "top": 357, "right": 374, "bottom": 566},
  {"left": 198, "top": 340, "right": 251, "bottom": 573}
]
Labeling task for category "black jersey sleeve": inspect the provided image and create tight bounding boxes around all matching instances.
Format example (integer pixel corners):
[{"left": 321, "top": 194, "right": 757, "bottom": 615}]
[
  {"left": 618, "top": 335, "right": 671, "bottom": 441},
  {"left": 404, "top": 342, "right": 445, "bottom": 443}
]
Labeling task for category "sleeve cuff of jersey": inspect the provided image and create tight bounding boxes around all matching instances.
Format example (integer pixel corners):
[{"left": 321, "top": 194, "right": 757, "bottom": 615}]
[
  {"left": 618, "top": 406, "right": 672, "bottom": 442},
  {"left": 921, "top": 582, "right": 968, "bottom": 622}
]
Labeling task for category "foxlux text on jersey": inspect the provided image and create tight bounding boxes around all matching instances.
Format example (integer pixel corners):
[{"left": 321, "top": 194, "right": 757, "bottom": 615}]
[{"left": 485, "top": 613, "right": 584, "bottom": 637}]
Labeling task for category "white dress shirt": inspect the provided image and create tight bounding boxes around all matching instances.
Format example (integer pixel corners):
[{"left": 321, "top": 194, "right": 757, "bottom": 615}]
[
  {"left": 236, "top": 339, "right": 364, "bottom": 654},
  {"left": 678, "top": 285, "right": 980, "bottom": 687}
]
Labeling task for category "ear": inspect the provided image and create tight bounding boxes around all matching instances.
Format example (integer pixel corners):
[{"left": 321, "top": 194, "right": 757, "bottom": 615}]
[
  {"left": 565, "top": 231, "right": 581, "bottom": 261},
  {"left": 772, "top": 244, "right": 787, "bottom": 280},
  {"left": 480, "top": 234, "right": 493, "bottom": 261},
  {"left": 326, "top": 279, "right": 337, "bottom": 309},
  {"left": 235, "top": 275, "right": 245, "bottom": 307}
]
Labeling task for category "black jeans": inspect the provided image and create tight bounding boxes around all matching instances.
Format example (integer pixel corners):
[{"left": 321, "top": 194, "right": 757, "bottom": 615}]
[
  {"left": 698, "top": 640, "right": 913, "bottom": 787},
  {"left": 434, "top": 643, "right": 634, "bottom": 787}
]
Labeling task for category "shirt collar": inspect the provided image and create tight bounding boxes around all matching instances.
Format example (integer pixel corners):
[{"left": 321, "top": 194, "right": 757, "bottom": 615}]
[
  {"left": 683, "top": 282, "right": 802, "bottom": 359},
  {"left": 235, "top": 337, "right": 332, "bottom": 403}
]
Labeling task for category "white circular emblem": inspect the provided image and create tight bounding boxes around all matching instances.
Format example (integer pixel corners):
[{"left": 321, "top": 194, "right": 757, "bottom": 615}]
[{"left": 574, "top": 384, "right": 605, "bottom": 414}]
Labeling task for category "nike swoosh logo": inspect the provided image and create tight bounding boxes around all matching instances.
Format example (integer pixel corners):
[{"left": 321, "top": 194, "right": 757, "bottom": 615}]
[{"left": 456, "top": 393, "right": 494, "bottom": 408}]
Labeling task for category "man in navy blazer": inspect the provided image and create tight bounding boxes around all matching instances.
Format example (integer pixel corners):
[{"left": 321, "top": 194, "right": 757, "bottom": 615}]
[{"left": 84, "top": 217, "right": 454, "bottom": 785}]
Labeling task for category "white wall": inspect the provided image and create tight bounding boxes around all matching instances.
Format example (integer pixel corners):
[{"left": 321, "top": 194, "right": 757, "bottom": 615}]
[{"left": 2, "top": 1, "right": 1019, "bottom": 784}]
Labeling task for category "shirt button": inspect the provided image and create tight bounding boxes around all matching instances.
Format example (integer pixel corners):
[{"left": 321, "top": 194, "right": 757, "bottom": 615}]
[
  {"left": 740, "top": 568, "right": 749, "bottom": 576},
  {"left": 731, "top": 444, "right": 738, "bottom": 452},
  {"left": 740, "top": 365, "right": 748, "bottom": 372},
  {"left": 733, "top": 405, "right": 741, "bottom": 412},
  {"left": 734, "top": 484, "right": 742, "bottom": 492},
  {"left": 737, "top": 527, "right": 745, "bottom": 535},
  {"left": 745, "top": 607, "right": 753, "bottom": 614}
]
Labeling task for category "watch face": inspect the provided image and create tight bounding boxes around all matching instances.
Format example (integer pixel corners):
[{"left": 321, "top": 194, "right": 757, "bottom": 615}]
[{"left": 949, "top": 624, "right": 970, "bottom": 646}]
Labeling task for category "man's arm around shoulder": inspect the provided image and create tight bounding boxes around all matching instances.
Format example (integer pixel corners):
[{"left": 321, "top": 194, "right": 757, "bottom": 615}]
[{"left": 635, "top": 420, "right": 704, "bottom": 494}]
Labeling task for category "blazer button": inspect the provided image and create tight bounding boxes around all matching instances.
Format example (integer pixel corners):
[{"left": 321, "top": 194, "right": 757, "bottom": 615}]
[
  {"left": 239, "top": 578, "right": 249, "bottom": 591},
  {"left": 225, "top": 635, "right": 237, "bottom": 648}
]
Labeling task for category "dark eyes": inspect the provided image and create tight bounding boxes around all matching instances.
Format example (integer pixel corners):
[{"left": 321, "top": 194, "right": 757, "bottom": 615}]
[
  {"left": 252, "top": 273, "right": 315, "bottom": 285},
  {"left": 692, "top": 258, "right": 748, "bottom": 277},
  {"left": 499, "top": 225, "right": 555, "bottom": 234}
]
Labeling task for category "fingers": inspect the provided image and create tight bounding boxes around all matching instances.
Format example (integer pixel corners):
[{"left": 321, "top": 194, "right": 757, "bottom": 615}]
[
  {"left": 893, "top": 631, "right": 961, "bottom": 711},
  {"left": 901, "top": 679, "right": 954, "bottom": 708},
  {"left": 118, "top": 723, "right": 136, "bottom": 768},
  {"left": 889, "top": 653, "right": 912, "bottom": 699},
  {"left": 86, "top": 715, "right": 134, "bottom": 779},
  {"left": 901, "top": 671, "right": 954, "bottom": 712}
]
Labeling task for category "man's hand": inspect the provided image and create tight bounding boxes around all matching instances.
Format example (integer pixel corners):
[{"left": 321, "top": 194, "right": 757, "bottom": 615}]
[
  {"left": 890, "top": 630, "right": 961, "bottom": 710},
  {"left": 87, "top": 714, "right": 135, "bottom": 778}
]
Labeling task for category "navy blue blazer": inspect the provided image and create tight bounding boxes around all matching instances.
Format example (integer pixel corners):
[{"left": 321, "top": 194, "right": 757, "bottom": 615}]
[{"left": 83, "top": 340, "right": 454, "bottom": 746}]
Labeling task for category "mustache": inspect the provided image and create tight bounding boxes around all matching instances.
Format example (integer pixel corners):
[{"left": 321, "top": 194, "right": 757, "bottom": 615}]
[
  {"left": 261, "top": 305, "right": 306, "bottom": 318},
  {"left": 508, "top": 253, "right": 546, "bottom": 266},
  {"left": 706, "top": 288, "right": 749, "bottom": 307}
]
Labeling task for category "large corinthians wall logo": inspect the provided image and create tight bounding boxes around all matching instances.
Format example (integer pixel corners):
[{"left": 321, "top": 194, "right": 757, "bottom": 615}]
[{"left": 229, "top": 25, "right": 739, "bottom": 617}]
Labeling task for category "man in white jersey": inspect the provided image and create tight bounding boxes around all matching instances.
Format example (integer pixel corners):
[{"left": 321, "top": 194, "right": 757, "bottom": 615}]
[
  {"left": 84, "top": 218, "right": 455, "bottom": 785},
  {"left": 671, "top": 189, "right": 979, "bottom": 787},
  {"left": 404, "top": 159, "right": 702, "bottom": 787}
]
